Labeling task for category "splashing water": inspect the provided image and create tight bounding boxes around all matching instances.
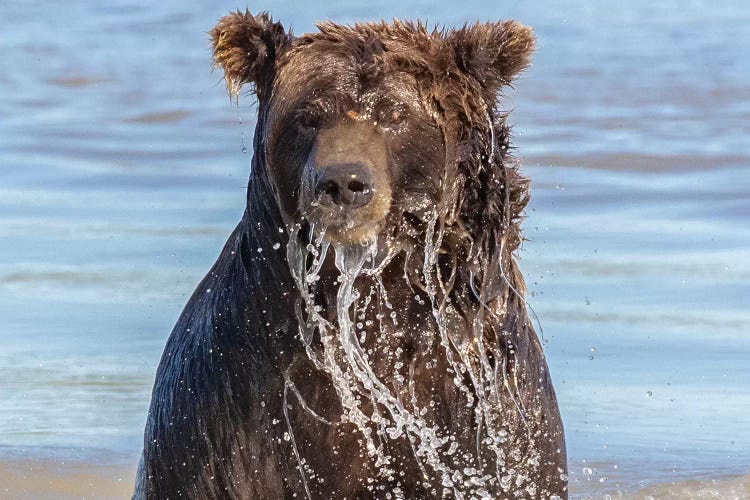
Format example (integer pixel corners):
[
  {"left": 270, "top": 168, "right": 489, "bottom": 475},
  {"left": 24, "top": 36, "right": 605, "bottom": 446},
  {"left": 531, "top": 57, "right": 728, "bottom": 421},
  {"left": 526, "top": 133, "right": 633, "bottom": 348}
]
[{"left": 283, "top": 209, "right": 546, "bottom": 499}]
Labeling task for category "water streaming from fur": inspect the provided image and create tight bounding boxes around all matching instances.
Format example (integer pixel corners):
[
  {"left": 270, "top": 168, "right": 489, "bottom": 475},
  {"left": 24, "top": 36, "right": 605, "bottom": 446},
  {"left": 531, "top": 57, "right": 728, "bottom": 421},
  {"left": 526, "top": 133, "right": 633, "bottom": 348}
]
[{"left": 285, "top": 209, "right": 543, "bottom": 498}]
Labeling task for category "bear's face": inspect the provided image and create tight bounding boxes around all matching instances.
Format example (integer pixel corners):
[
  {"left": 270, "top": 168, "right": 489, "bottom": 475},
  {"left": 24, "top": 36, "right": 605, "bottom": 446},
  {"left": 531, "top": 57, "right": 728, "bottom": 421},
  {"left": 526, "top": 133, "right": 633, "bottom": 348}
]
[
  {"left": 211, "top": 13, "right": 534, "bottom": 245},
  {"left": 266, "top": 43, "right": 446, "bottom": 244}
]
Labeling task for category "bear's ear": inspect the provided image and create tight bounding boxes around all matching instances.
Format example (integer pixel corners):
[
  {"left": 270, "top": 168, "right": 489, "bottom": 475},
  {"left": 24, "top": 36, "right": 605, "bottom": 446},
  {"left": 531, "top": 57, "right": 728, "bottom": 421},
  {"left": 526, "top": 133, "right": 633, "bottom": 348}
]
[
  {"left": 446, "top": 20, "right": 535, "bottom": 91},
  {"left": 210, "top": 10, "right": 290, "bottom": 100}
]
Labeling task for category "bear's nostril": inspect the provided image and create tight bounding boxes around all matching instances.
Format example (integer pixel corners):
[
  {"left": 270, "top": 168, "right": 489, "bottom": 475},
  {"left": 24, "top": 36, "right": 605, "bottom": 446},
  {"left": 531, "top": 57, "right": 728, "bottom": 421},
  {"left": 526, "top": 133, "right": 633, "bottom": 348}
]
[
  {"left": 314, "top": 164, "right": 374, "bottom": 209},
  {"left": 347, "top": 180, "right": 365, "bottom": 193},
  {"left": 324, "top": 180, "right": 339, "bottom": 197}
]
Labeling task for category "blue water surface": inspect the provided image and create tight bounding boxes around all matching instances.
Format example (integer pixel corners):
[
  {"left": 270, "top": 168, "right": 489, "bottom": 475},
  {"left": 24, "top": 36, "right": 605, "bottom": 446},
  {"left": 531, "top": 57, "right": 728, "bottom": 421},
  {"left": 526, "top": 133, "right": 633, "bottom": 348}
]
[{"left": 1, "top": 0, "right": 748, "bottom": 497}]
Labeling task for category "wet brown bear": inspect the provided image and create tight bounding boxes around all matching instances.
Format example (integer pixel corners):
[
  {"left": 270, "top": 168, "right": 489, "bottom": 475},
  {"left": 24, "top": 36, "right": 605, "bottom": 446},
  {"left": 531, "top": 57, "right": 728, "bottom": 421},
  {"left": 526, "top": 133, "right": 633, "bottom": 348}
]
[{"left": 135, "top": 10, "right": 567, "bottom": 500}]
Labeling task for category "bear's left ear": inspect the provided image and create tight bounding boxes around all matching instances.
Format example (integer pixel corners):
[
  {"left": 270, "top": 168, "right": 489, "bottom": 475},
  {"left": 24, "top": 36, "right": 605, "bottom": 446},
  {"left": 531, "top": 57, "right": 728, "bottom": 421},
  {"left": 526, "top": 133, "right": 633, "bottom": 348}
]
[
  {"left": 446, "top": 20, "right": 535, "bottom": 91},
  {"left": 210, "top": 10, "right": 290, "bottom": 100}
]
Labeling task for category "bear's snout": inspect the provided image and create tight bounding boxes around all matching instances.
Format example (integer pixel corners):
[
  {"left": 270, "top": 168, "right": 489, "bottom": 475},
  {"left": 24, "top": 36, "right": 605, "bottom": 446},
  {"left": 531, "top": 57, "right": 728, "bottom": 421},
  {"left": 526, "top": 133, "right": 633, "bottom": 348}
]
[
  {"left": 314, "top": 163, "right": 374, "bottom": 209},
  {"left": 300, "top": 119, "right": 393, "bottom": 243}
]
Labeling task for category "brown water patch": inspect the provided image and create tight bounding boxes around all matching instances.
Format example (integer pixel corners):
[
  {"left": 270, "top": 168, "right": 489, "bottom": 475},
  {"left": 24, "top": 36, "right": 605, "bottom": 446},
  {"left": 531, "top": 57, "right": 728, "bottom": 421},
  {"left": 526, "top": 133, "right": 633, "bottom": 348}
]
[
  {"left": 124, "top": 110, "right": 190, "bottom": 124},
  {"left": 2, "top": 271, "right": 111, "bottom": 286},
  {"left": 526, "top": 152, "right": 748, "bottom": 172},
  {"left": 48, "top": 76, "right": 110, "bottom": 88}
]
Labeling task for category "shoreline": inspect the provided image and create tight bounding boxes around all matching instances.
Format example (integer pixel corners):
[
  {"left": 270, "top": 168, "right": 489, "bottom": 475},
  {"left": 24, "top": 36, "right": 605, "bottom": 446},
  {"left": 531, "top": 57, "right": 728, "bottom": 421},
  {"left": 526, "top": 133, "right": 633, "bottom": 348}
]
[
  {"left": 1, "top": 457, "right": 136, "bottom": 499},
  {"left": 1, "top": 454, "right": 747, "bottom": 499}
]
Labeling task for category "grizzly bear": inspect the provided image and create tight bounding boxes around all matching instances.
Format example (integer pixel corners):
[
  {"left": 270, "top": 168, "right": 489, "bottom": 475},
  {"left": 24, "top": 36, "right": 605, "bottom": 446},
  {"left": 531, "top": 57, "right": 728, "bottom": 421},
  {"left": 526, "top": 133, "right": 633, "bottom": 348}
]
[{"left": 135, "top": 10, "right": 567, "bottom": 500}]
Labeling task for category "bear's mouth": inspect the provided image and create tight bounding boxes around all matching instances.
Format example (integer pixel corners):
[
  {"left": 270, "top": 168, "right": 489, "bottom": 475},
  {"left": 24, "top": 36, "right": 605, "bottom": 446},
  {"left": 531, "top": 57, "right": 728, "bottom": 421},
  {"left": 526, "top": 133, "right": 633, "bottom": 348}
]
[{"left": 300, "top": 201, "right": 390, "bottom": 245}]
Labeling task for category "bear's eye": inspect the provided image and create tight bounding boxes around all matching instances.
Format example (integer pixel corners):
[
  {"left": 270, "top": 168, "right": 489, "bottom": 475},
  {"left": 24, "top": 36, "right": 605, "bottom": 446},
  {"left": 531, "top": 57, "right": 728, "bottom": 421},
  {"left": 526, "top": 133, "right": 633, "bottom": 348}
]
[{"left": 295, "top": 109, "right": 322, "bottom": 132}]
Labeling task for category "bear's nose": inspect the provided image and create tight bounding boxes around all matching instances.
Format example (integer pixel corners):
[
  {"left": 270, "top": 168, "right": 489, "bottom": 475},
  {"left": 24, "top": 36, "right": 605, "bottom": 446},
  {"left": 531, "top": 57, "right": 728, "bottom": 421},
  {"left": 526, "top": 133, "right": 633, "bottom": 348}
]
[{"left": 314, "top": 164, "right": 374, "bottom": 209}]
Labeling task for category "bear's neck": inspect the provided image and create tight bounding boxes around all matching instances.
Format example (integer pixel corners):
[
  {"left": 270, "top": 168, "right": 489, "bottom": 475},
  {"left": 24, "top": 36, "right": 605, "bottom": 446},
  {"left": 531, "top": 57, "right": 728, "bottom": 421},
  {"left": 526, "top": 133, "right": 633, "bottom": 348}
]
[{"left": 236, "top": 148, "right": 299, "bottom": 317}]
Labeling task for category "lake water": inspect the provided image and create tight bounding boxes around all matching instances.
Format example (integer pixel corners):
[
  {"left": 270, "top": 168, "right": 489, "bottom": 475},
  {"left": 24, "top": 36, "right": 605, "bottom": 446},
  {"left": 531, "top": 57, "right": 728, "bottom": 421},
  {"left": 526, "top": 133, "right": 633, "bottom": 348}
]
[{"left": 1, "top": 0, "right": 748, "bottom": 498}]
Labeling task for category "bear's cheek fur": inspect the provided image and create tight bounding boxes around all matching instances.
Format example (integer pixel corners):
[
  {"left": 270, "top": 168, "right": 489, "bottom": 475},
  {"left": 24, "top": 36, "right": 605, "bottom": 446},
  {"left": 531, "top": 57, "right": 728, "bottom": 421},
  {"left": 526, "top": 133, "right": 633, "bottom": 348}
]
[{"left": 262, "top": 119, "right": 312, "bottom": 222}]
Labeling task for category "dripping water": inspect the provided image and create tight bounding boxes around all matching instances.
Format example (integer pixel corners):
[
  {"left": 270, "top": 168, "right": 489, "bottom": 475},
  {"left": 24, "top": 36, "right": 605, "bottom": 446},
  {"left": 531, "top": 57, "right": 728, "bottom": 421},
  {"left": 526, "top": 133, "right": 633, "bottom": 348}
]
[{"left": 282, "top": 212, "right": 545, "bottom": 499}]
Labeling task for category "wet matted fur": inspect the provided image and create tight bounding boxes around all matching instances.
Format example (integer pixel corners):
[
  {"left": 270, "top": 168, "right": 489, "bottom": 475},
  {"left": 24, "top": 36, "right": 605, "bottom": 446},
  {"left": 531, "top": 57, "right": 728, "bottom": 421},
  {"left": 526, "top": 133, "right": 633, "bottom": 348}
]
[{"left": 135, "top": 10, "right": 567, "bottom": 500}]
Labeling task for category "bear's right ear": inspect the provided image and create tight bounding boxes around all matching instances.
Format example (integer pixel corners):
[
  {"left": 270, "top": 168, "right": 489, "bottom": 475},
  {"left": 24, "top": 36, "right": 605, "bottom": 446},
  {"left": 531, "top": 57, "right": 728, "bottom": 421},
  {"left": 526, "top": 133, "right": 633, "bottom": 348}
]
[
  {"left": 446, "top": 20, "right": 535, "bottom": 94},
  {"left": 210, "top": 10, "right": 290, "bottom": 100}
]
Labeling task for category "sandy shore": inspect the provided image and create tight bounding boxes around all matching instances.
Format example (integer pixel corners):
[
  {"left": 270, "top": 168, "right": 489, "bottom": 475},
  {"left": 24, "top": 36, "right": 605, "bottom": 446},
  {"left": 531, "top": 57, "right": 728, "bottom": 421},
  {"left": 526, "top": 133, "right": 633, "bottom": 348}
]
[
  {"left": 1, "top": 456, "right": 747, "bottom": 499},
  {"left": 0, "top": 459, "right": 135, "bottom": 500},
  {"left": 626, "top": 473, "right": 750, "bottom": 500}
]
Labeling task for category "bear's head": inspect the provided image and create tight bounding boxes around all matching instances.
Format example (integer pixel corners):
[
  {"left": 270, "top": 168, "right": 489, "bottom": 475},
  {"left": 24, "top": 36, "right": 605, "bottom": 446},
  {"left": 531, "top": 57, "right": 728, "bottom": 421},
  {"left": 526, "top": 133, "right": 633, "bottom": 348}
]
[{"left": 210, "top": 11, "right": 534, "bottom": 249}]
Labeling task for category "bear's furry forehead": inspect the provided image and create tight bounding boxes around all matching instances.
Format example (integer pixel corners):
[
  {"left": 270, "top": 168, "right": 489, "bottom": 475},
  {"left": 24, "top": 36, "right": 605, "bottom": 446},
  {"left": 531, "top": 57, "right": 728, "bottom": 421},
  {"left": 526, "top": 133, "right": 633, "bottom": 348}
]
[{"left": 210, "top": 10, "right": 535, "bottom": 101}]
